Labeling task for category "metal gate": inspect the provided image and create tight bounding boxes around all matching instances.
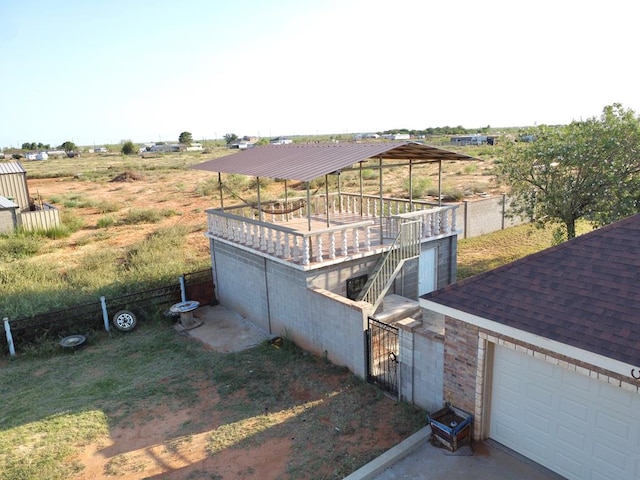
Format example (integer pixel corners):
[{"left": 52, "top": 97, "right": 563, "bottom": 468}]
[{"left": 367, "top": 317, "right": 399, "bottom": 395}]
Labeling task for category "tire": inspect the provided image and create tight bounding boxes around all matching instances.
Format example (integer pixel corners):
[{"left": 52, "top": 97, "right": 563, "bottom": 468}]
[
  {"left": 60, "top": 334, "right": 86, "bottom": 350},
  {"left": 112, "top": 310, "right": 137, "bottom": 332}
]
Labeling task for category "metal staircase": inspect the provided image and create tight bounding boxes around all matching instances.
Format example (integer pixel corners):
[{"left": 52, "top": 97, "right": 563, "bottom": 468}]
[{"left": 356, "top": 219, "right": 421, "bottom": 312}]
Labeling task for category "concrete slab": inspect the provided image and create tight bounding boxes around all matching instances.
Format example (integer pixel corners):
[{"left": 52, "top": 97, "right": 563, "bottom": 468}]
[
  {"left": 182, "top": 304, "right": 271, "bottom": 353},
  {"left": 359, "top": 428, "right": 564, "bottom": 480}
]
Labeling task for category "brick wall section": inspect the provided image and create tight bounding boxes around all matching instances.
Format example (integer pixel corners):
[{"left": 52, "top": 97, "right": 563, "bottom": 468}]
[{"left": 443, "top": 316, "right": 479, "bottom": 416}]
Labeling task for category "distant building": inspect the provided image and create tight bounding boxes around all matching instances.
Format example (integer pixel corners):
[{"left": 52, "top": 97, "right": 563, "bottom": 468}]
[
  {"left": 270, "top": 137, "right": 293, "bottom": 145},
  {"left": 382, "top": 133, "right": 410, "bottom": 141},
  {"left": 450, "top": 135, "right": 488, "bottom": 146},
  {"left": 148, "top": 144, "right": 181, "bottom": 153},
  {"left": 185, "top": 143, "right": 204, "bottom": 151}
]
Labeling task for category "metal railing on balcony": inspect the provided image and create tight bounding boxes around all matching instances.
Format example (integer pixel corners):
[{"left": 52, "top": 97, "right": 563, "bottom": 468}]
[
  {"left": 205, "top": 193, "right": 458, "bottom": 269},
  {"left": 356, "top": 219, "right": 422, "bottom": 311}
]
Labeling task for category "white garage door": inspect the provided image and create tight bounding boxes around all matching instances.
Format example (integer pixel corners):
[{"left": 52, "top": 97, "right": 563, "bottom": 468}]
[{"left": 491, "top": 345, "right": 640, "bottom": 480}]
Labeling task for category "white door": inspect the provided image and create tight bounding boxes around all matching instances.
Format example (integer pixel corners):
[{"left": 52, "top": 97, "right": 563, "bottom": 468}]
[
  {"left": 490, "top": 345, "right": 640, "bottom": 480},
  {"left": 418, "top": 248, "right": 436, "bottom": 296}
]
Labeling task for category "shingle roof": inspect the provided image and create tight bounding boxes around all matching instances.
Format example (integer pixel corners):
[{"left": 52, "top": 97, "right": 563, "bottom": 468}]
[
  {"left": 192, "top": 142, "right": 477, "bottom": 182},
  {"left": 423, "top": 213, "right": 640, "bottom": 366}
]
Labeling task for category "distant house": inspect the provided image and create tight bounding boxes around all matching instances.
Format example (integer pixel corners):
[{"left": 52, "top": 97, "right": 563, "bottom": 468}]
[
  {"left": 382, "top": 133, "right": 411, "bottom": 141},
  {"left": 148, "top": 144, "right": 181, "bottom": 153},
  {"left": 229, "top": 141, "right": 256, "bottom": 150},
  {"left": 24, "top": 152, "right": 48, "bottom": 160},
  {"left": 450, "top": 135, "right": 488, "bottom": 146},
  {"left": 269, "top": 137, "right": 293, "bottom": 145}
]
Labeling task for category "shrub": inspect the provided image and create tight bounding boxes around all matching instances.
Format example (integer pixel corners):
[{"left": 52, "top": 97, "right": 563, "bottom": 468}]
[
  {"left": 97, "top": 215, "right": 115, "bottom": 228},
  {"left": 402, "top": 176, "right": 431, "bottom": 198},
  {"left": 122, "top": 208, "right": 177, "bottom": 225},
  {"left": 121, "top": 140, "right": 136, "bottom": 155}
]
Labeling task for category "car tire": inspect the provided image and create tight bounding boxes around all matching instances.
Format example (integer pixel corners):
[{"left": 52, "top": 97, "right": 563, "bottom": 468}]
[{"left": 112, "top": 310, "right": 137, "bottom": 332}]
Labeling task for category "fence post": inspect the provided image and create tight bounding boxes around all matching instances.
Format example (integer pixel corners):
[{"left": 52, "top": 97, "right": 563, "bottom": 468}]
[
  {"left": 100, "top": 296, "right": 110, "bottom": 332},
  {"left": 4, "top": 318, "right": 15, "bottom": 357},
  {"left": 179, "top": 275, "right": 187, "bottom": 302}
]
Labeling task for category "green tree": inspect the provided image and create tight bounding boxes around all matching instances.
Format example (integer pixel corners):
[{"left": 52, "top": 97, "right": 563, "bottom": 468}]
[
  {"left": 495, "top": 104, "right": 640, "bottom": 240},
  {"left": 224, "top": 133, "right": 239, "bottom": 145},
  {"left": 59, "top": 141, "right": 76, "bottom": 153},
  {"left": 121, "top": 140, "right": 136, "bottom": 155},
  {"left": 178, "top": 131, "right": 193, "bottom": 145}
]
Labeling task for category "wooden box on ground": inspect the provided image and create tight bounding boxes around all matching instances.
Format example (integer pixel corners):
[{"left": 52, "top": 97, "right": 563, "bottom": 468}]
[{"left": 428, "top": 405, "right": 473, "bottom": 451}]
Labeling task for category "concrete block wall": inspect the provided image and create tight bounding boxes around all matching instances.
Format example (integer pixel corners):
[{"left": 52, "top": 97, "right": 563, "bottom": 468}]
[
  {"left": 210, "top": 238, "right": 369, "bottom": 378},
  {"left": 453, "top": 194, "right": 528, "bottom": 239},
  {"left": 0, "top": 208, "right": 18, "bottom": 234},
  {"left": 210, "top": 239, "right": 270, "bottom": 332},
  {"left": 397, "top": 318, "right": 444, "bottom": 413}
]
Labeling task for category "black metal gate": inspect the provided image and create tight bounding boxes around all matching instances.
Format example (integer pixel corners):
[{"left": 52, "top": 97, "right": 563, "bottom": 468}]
[{"left": 367, "top": 317, "right": 399, "bottom": 395}]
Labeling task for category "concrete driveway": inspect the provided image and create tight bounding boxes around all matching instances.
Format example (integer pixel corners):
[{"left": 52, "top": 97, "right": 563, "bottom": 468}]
[{"left": 345, "top": 427, "right": 565, "bottom": 480}]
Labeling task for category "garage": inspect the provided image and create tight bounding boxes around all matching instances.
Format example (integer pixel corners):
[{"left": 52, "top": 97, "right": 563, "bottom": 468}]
[{"left": 490, "top": 345, "right": 640, "bottom": 480}]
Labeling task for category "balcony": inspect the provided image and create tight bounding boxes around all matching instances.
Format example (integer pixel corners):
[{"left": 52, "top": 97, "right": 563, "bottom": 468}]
[{"left": 206, "top": 193, "right": 458, "bottom": 270}]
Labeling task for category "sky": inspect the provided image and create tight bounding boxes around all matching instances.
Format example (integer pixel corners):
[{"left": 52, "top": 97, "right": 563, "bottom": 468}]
[{"left": 1, "top": 0, "right": 640, "bottom": 148}]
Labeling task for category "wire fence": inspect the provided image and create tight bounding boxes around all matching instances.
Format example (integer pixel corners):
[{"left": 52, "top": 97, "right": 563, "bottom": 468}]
[{"left": 2, "top": 269, "right": 215, "bottom": 356}]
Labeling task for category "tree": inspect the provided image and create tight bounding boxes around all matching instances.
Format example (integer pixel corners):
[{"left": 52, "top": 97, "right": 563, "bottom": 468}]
[
  {"left": 178, "top": 131, "right": 193, "bottom": 145},
  {"left": 121, "top": 140, "right": 136, "bottom": 155},
  {"left": 224, "top": 133, "right": 239, "bottom": 145},
  {"left": 495, "top": 104, "right": 640, "bottom": 240},
  {"left": 59, "top": 141, "right": 76, "bottom": 153}
]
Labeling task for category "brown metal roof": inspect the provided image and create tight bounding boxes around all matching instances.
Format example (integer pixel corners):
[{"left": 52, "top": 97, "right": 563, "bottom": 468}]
[
  {"left": 422, "top": 213, "right": 640, "bottom": 366},
  {"left": 192, "top": 142, "right": 478, "bottom": 182}
]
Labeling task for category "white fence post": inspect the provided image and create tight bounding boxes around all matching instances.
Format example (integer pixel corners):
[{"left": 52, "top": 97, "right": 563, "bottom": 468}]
[
  {"left": 4, "top": 318, "right": 15, "bottom": 357},
  {"left": 179, "top": 275, "right": 187, "bottom": 302},
  {"left": 100, "top": 296, "right": 110, "bottom": 332}
]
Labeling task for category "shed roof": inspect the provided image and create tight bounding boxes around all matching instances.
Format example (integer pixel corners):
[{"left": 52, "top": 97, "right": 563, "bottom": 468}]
[
  {"left": 0, "top": 196, "right": 19, "bottom": 209},
  {"left": 0, "top": 162, "right": 26, "bottom": 175},
  {"left": 192, "top": 142, "right": 477, "bottom": 182},
  {"left": 422, "top": 213, "right": 640, "bottom": 367}
]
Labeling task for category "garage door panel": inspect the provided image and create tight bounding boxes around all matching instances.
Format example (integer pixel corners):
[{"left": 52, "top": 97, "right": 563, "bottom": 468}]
[
  {"left": 557, "top": 424, "right": 586, "bottom": 450},
  {"left": 526, "top": 382, "right": 554, "bottom": 409},
  {"left": 595, "top": 411, "right": 632, "bottom": 442},
  {"left": 491, "top": 345, "right": 640, "bottom": 480},
  {"left": 558, "top": 396, "right": 590, "bottom": 423},
  {"left": 554, "top": 450, "right": 583, "bottom": 479}
]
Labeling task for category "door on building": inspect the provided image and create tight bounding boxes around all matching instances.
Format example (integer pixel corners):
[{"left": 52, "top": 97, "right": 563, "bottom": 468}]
[{"left": 418, "top": 248, "right": 437, "bottom": 296}]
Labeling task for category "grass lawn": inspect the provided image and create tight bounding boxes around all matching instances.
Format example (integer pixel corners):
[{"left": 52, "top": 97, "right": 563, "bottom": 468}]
[{"left": 0, "top": 318, "right": 424, "bottom": 480}]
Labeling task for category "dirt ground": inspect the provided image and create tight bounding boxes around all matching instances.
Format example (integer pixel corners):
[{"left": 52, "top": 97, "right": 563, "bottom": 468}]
[{"left": 66, "top": 305, "right": 409, "bottom": 479}]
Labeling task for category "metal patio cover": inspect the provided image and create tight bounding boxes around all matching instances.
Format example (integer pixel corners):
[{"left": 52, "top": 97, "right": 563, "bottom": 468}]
[{"left": 192, "top": 142, "right": 476, "bottom": 182}]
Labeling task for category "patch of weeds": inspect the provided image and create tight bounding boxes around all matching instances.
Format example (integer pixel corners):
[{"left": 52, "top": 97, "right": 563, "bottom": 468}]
[
  {"left": 105, "top": 454, "right": 146, "bottom": 476},
  {"left": 195, "top": 178, "right": 218, "bottom": 196},
  {"left": 122, "top": 208, "right": 177, "bottom": 224},
  {"left": 0, "top": 232, "right": 42, "bottom": 259},
  {"left": 95, "top": 200, "right": 121, "bottom": 213},
  {"left": 166, "top": 435, "right": 193, "bottom": 453},
  {"left": 402, "top": 176, "right": 431, "bottom": 198},
  {"left": 97, "top": 215, "right": 115, "bottom": 228}
]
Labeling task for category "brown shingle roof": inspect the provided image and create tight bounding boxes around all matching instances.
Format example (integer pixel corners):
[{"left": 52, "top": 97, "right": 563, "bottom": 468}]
[
  {"left": 423, "top": 213, "right": 640, "bottom": 366},
  {"left": 192, "top": 142, "right": 477, "bottom": 182}
]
